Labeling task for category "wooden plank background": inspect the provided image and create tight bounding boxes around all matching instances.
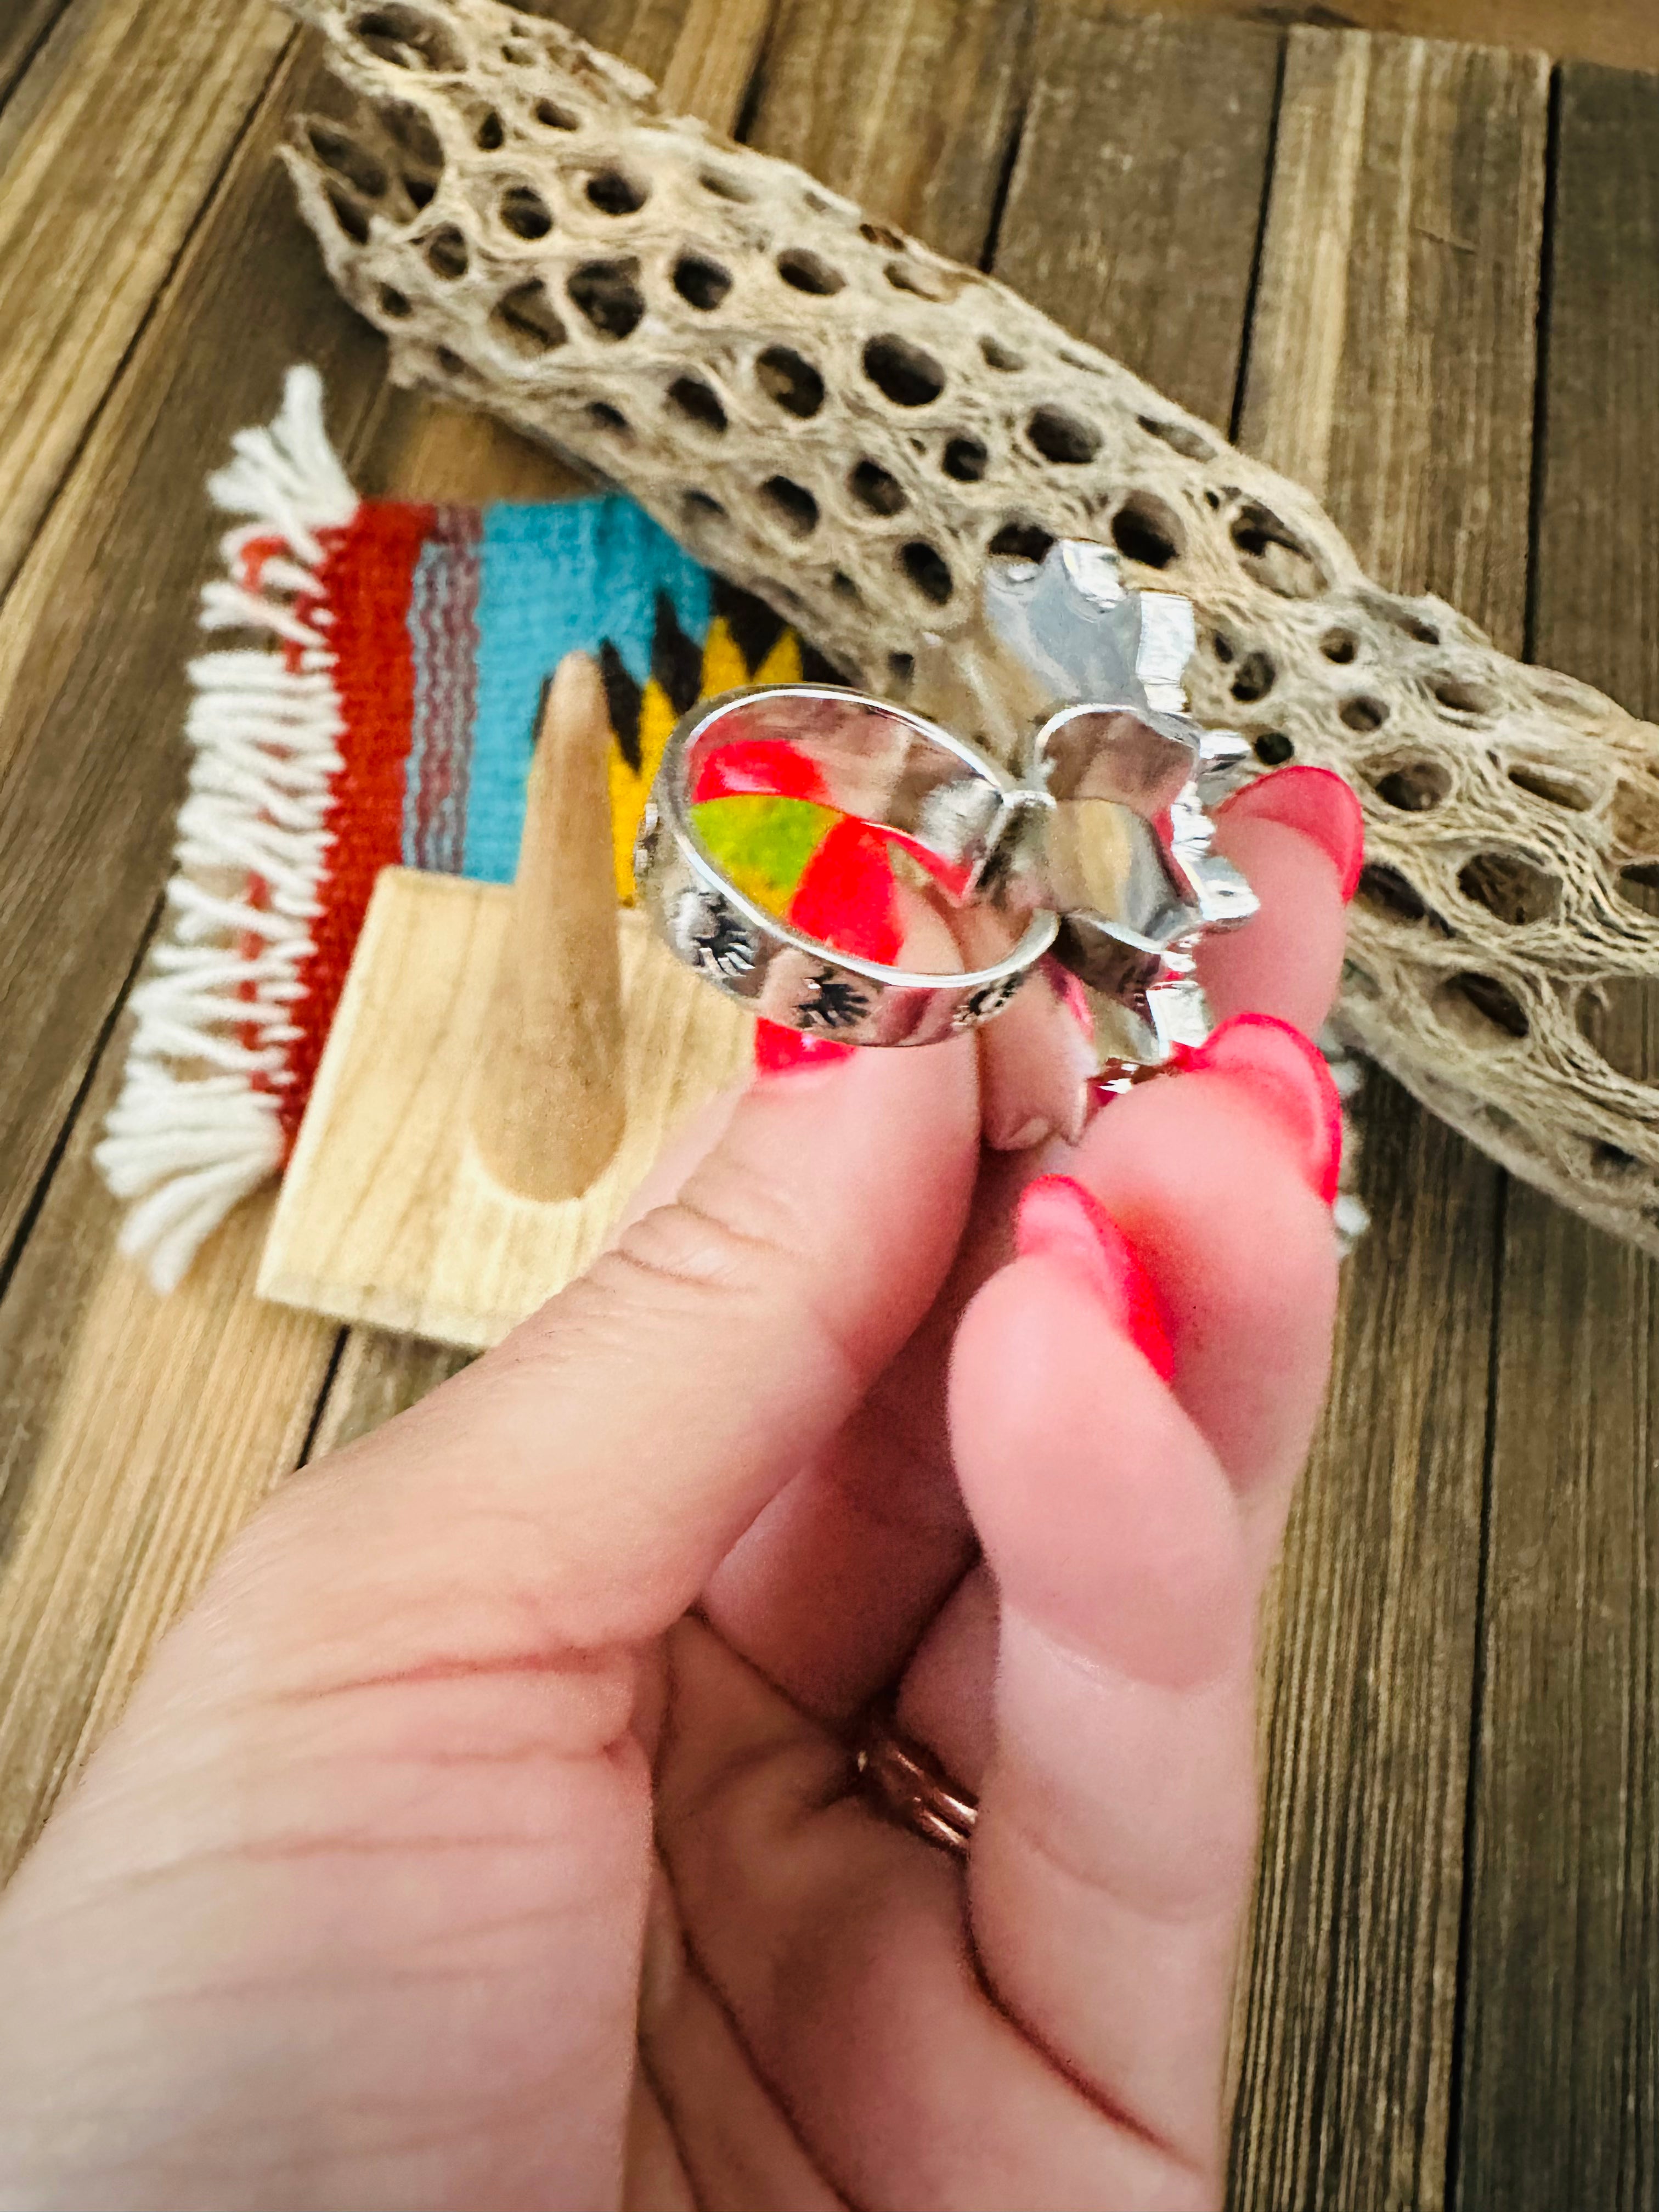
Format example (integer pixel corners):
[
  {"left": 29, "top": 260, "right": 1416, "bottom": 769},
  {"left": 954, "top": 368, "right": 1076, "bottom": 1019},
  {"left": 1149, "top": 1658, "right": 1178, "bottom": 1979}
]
[{"left": 0, "top": 2, "right": 1654, "bottom": 2202}]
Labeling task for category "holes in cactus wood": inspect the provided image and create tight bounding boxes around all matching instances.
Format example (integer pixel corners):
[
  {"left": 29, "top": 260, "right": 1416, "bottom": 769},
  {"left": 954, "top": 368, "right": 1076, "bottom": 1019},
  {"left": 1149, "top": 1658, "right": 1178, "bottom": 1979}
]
[
  {"left": 667, "top": 375, "right": 726, "bottom": 433},
  {"left": 325, "top": 186, "right": 371, "bottom": 244},
  {"left": 1321, "top": 629, "right": 1358, "bottom": 663},
  {"left": 1229, "top": 502, "right": 1329, "bottom": 599},
  {"left": 864, "top": 336, "right": 946, "bottom": 408},
  {"left": 1508, "top": 761, "right": 1594, "bottom": 811},
  {"left": 884, "top": 256, "right": 955, "bottom": 302},
  {"left": 832, "top": 571, "right": 862, "bottom": 603},
  {"left": 501, "top": 39, "right": 536, "bottom": 65},
  {"left": 988, "top": 521, "right": 1055, "bottom": 566},
  {"left": 1436, "top": 972, "right": 1530, "bottom": 1043},
  {"left": 889, "top": 650, "right": 916, "bottom": 686},
  {"left": 1110, "top": 494, "right": 1181, "bottom": 570},
  {"left": 586, "top": 168, "right": 648, "bottom": 216},
  {"left": 1371, "top": 758, "right": 1450, "bottom": 810},
  {"left": 1229, "top": 650, "right": 1276, "bottom": 704},
  {"left": 1374, "top": 600, "right": 1442, "bottom": 647},
  {"left": 761, "top": 476, "right": 819, "bottom": 537},
  {"left": 757, "top": 346, "right": 825, "bottom": 418},
  {"left": 1617, "top": 861, "right": 1659, "bottom": 917},
  {"left": 378, "top": 284, "right": 410, "bottom": 318},
  {"left": 492, "top": 279, "right": 566, "bottom": 354},
  {"left": 1028, "top": 406, "right": 1101, "bottom": 466},
  {"left": 943, "top": 436, "right": 988, "bottom": 482},
  {"left": 1252, "top": 731, "right": 1294, "bottom": 766},
  {"left": 568, "top": 258, "right": 644, "bottom": 338},
  {"left": 1356, "top": 864, "right": 1433, "bottom": 926},
  {"left": 589, "top": 400, "right": 629, "bottom": 435},
  {"left": 673, "top": 255, "right": 731, "bottom": 311},
  {"left": 424, "top": 224, "right": 467, "bottom": 278},
  {"left": 682, "top": 489, "right": 724, "bottom": 523},
  {"left": 1458, "top": 852, "right": 1560, "bottom": 926},
  {"left": 535, "top": 97, "right": 579, "bottom": 130},
  {"left": 1591, "top": 1139, "right": 1640, "bottom": 1178},
  {"left": 434, "top": 346, "right": 470, "bottom": 378},
  {"left": 776, "top": 248, "right": 844, "bottom": 296},
  {"left": 351, "top": 6, "right": 462, "bottom": 71},
  {"left": 1576, "top": 977, "right": 1659, "bottom": 1081},
  {"left": 1136, "top": 413, "right": 1215, "bottom": 464},
  {"left": 499, "top": 184, "right": 552, "bottom": 239},
  {"left": 1340, "top": 695, "right": 1389, "bottom": 733},
  {"left": 901, "top": 541, "right": 953, "bottom": 604},
  {"left": 474, "top": 109, "right": 504, "bottom": 150},
  {"left": 1431, "top": 674, "right": 1500, "bottom": 723},
  {"left": 306, "top": 124, "right": 388, "bottom": 198},
  {"left": 850, "top": 460, "right": 905, "bottom": 516},
  {"left": 700, "top": 167, "right": 754, "bottom": 203},
  {"left": 980, "top": 336, "right": 1024, "bottom": 371}
]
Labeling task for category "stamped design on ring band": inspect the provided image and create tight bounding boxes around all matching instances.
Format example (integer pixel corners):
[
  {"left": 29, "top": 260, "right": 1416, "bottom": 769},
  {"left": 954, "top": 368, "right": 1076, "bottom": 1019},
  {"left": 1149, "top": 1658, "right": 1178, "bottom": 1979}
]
[{"left": 634, "top": 539, "right": 1260, "bottom": 1079}]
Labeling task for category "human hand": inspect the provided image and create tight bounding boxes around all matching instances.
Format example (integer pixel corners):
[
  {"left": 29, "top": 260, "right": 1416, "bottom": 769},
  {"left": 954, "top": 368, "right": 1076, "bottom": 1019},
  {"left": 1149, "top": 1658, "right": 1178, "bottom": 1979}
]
[{"left": 0, "top": 772, "right": 1358, "bottom": 2211}]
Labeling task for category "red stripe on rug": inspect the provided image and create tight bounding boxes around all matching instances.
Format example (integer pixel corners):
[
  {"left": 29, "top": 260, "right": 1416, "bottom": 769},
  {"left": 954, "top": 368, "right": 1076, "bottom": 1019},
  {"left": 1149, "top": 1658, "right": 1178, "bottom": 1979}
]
[{"left": 278, "top": 500, "right": 437, "bottom": 1150}]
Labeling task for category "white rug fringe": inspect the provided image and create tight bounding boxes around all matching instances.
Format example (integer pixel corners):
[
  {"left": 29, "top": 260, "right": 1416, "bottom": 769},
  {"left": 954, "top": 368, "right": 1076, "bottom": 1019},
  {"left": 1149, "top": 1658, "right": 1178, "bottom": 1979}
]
[{"left": 95, "top": 366, "right": 358, "bottom": 1291}]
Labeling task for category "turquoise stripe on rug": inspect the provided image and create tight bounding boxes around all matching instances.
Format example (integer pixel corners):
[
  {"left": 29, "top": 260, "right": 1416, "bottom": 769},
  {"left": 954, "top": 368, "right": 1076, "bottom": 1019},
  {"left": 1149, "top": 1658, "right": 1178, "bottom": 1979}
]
[{"left": 464, "top": 495, "right": 713, "bottom": 883}]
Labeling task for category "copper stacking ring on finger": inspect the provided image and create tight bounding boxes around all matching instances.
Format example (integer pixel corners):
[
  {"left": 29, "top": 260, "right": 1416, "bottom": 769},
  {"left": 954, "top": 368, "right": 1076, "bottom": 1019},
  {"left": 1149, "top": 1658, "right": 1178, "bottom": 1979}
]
[
  {"left": 635, "top": 539, "right": 1260, "bottom": 1084},
  {"left": 856, "top": 1706, "right": 979, "bottom": 1859}
]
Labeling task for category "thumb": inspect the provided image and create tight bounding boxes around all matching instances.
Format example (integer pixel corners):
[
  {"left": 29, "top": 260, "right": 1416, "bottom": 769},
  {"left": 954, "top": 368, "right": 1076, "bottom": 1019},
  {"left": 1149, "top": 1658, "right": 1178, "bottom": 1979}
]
[{"left": 222, "top": 1039, "right": 980, "bottom": 1688}]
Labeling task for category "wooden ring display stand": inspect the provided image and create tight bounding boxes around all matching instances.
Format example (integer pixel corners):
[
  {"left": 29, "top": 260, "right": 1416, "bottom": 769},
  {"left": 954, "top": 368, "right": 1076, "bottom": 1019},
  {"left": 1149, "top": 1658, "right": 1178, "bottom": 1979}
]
[{"left": 257, "top": 653, "right": 752, "bottom": 1348}]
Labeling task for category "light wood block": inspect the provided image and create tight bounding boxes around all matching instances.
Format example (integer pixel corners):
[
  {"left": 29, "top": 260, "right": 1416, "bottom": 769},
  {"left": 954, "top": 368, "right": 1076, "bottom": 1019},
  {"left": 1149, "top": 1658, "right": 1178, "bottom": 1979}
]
[{"left": 258, "top": 868, "right": 752, "bottom": 1348}]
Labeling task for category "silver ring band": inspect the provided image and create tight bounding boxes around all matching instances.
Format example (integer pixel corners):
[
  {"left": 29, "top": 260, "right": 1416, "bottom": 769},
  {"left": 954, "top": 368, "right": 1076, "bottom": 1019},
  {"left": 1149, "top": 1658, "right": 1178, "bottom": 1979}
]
[{"left": 634, "top": 686, "right": 1058, "bottom": 1048}]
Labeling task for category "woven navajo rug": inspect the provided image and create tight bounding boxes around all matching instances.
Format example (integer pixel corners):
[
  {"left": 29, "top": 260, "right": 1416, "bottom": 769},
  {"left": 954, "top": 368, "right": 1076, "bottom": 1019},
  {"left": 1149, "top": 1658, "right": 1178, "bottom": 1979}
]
[{"left": 97, "top": 370, "right": 842, "bottom": 1290}]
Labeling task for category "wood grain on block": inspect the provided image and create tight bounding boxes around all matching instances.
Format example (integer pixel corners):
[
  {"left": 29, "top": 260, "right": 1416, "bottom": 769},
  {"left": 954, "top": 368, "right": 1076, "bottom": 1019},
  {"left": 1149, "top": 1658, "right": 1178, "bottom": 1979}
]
[
  {"left": 1225, "top": 32, "right": 1548, "bottom": 2211},
  {"left": 1455, "top": 60, "right": 1659, "bottom": 2212},
  {"left": 472, "top": 654, "right": 627, "bottom": 1201},
  {"left": 260, "top": 872, "right": 752, "bottom": 1348}
]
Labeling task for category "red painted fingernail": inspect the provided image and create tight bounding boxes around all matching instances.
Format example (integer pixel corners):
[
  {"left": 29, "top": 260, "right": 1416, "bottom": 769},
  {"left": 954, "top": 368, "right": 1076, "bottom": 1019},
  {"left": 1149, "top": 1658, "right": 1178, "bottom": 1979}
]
[
  {"left": 1178, "top": 1012, "right": 1343, "bottom": 1203},
  {"left": 1217, "top": 765, "right": 1365, "bottom": 902},
  {"left": 1015, "top": 1175, "right": 1176, "bottom": 1381},
  {"left": 754, "top": 1021, "right": 856, "bottom": 1075}
]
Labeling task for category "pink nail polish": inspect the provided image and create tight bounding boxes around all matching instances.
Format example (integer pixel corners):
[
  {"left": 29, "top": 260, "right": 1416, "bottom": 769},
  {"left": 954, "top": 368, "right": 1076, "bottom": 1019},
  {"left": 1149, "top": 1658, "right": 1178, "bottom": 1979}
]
[
  {"left": 1015, "top": 1175, "right": 1176, "bottom": 1381},
  {"left": 1217, "top": 764, "right": 1365, "bottom": 902},
  {"left": 754, "top": 1021, "right": 856, "bottom": 1076},
  {"left": 1177, "top": 1012, "right": 1343, "bottom": 1203}
]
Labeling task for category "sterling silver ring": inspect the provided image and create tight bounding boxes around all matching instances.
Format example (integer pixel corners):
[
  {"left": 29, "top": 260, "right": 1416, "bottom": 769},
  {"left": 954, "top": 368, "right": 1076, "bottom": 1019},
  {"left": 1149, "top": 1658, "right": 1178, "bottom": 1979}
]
[
  {"left": 634, "top": 540, "right": 1260, "bottom": 1073},
  {"left": 634, "top": 686, "right": 1059, "bottom": 1047}
]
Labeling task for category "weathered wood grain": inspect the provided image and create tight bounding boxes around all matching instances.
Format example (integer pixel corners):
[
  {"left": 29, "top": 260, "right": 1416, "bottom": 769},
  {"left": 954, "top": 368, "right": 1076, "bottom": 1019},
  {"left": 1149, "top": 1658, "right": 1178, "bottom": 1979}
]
[
  {"left": 0, "top": 0, "right": 296, "bottom": 602},
  {"left": 994, "top": 9, "right": 1284, "bottom": 430},
  {"left": 743, "top": 0, "right": 1032, "bottom": 265},
  {"left": 1227, "top": 33, "right": 1548, "bottom": 2210},
  {"left": 0, "top": 0, "right": 69, "bottom": 115},
  {"left": 1454, "top": 60, "right": 1659, "bottom": 2212},
  {"left": 1090, "top": 0, "right": 1659, "bottom": 79}
]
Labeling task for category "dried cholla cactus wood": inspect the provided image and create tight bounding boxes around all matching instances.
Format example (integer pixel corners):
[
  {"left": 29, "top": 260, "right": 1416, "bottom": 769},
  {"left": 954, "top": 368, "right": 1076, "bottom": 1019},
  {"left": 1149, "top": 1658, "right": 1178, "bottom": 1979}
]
[{"left": 277, "top": 0, "right": 1659, "bottom": 1253}]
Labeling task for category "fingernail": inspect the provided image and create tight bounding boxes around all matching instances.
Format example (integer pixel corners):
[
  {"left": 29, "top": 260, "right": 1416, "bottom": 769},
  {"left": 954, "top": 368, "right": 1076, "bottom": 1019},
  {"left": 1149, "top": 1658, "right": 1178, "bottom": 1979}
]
[
  {"left": 753, "top": 1020, "right": 856, "bottom": 1076},
  {"left": 1177, "top": 1012, "right": 1343, "bottom": 1203},
  {"left": 1217, "top": 765, "right": 1365, "bottom": 902},
  {"left": 988, "top": 1113, "right": 1054, "bottom": 1154},
  {"left": 1015, "top": 1175, "right": 1176, "bottom": 1381}
]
